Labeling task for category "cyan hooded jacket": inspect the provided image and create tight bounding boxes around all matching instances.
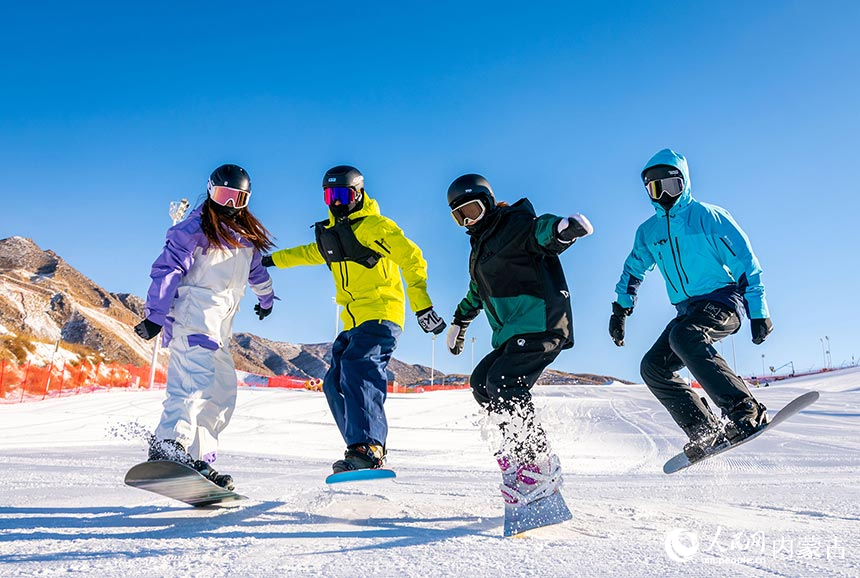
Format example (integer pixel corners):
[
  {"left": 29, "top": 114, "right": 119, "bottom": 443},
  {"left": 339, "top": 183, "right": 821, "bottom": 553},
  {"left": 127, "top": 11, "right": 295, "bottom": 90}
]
[{"left": 614, "top": 149, "right": 770, "bottom": 320}]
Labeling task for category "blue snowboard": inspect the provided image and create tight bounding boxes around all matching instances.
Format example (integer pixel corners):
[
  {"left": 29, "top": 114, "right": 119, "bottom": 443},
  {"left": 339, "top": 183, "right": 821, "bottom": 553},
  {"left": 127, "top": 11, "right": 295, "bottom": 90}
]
[
  {"left": 125, "top": 460, "right": 247, "bottom": 507},
  {"left": 325, "top": 468, "right": 397, "bottom": 484},
  {"left": 663, "top": 391, "right": 820, "bottom": 474},
  {"left": 504, "top": 491, "right": 573, "bottom": 537}
]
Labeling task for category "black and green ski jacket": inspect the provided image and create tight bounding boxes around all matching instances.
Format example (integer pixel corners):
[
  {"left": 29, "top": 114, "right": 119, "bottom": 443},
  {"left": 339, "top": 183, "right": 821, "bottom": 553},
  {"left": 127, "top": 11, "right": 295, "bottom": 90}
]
[{"left": 454, "top": 198, "right": 575, "bottom": 350}]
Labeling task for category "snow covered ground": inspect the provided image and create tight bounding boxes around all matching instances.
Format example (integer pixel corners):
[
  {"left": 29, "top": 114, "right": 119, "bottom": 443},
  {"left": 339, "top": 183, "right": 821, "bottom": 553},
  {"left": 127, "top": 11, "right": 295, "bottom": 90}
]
[{"left": 1, "top": 368, "right": 858, "bottom": 577}]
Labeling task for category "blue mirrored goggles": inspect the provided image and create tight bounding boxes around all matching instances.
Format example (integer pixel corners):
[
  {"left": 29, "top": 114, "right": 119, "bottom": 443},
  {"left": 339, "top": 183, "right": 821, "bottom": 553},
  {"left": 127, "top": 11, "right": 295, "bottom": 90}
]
[{"left": 324, "top": 186, "right": 357, "bottom": 206}]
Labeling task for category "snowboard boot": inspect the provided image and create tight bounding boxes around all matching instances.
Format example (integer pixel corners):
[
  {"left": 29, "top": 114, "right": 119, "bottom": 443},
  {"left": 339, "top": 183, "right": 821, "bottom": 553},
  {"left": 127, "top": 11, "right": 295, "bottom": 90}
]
[
  {"left": 332, "top": 443, "right": 385, "bottom": 474},
  {"left": 724, "top": 398, "right": 768, "bottom": 443},
  {"left": 148, "top": 438, "right": 194, "bottom": 465},
  {"left": 683, "top": 426, "right": 729, "bottom": 461},
  {"left": 192, "top": 460, "right": 235, "bottom": 491},
  {"left": 499, "top": 454, "right": 563, "bottom": 506}
]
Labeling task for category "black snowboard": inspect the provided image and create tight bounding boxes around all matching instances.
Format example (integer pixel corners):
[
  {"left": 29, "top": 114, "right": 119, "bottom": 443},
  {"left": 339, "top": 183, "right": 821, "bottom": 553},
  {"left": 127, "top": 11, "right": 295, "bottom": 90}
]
[
  {"left": 124, "top": 460, "right": 247, "bottom": 507},
  {"left": 663, "top": 391, "right": 819, "bottom": 474}
]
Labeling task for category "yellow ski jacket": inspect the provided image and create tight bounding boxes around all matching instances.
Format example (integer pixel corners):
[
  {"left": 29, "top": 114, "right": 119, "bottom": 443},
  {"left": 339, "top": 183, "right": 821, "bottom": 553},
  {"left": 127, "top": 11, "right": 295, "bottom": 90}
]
[{"left": 269, "top": 193, "right": 433, "bottom": 331}]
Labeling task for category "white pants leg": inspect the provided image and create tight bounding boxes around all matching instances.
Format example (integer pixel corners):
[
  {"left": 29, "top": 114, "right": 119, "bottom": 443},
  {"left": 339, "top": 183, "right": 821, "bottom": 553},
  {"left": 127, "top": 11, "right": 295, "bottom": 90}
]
[{"left": 155, "top": 335, "right": 238, "bottom": 462}]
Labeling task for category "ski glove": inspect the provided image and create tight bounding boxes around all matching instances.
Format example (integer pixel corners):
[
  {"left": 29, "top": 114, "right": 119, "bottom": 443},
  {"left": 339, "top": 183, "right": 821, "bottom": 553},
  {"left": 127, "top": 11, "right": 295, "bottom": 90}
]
[
  {"left": 557, "top": 213, "right": 594, "bottom": 243},
  {"left": 134, "top": 319, "right": 162, "bottom": 341},
  {"left": 261, "top": 254, "right": 275, "bottom": 267},
  {"left": 446, "top": 317, "right": 471, "bottom": 355},
  {"left": 750, "top": 317, "right": 773, "bottom": 345},
  {"left": 609, "top": 302, "right": 632, "bottom": 347},
  {"left": 254, "top": 303, "right": 273, "bottom": 320},
  {"left": 416, "top": 307, "right": 447, "bottom": 335}
]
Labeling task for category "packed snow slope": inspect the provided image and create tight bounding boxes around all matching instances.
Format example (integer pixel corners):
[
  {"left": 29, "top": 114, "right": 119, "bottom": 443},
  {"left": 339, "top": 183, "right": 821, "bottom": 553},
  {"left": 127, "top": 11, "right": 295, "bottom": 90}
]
[{"left": 1, "top": 368, "right": 858, "bottom": 577}]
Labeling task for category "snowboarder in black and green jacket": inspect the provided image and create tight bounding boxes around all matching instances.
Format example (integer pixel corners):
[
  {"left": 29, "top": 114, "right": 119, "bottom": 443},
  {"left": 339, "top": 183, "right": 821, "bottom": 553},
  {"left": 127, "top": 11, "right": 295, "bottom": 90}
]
[{"left": 445, "top": 173, "right": 593, "bottom": 507}]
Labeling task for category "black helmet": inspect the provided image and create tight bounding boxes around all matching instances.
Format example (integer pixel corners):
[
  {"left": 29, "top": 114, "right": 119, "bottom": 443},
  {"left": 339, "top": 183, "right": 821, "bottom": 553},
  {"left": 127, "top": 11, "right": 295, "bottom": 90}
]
[
  {"left": 207, "top": 164, "right": 251, "bottom": 209},
  {"left": 447, "top": 173, "right": 495, "bottom": 208},
  {"left": 323, "top": 165, "right": 364, "bottom": 191}
]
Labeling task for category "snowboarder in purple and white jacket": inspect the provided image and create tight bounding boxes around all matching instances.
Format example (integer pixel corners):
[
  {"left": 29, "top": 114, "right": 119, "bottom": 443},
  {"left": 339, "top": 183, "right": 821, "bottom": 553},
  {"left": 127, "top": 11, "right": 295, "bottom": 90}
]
[{"left": 133, "top": 164, "right": 275, "bottom": 490}]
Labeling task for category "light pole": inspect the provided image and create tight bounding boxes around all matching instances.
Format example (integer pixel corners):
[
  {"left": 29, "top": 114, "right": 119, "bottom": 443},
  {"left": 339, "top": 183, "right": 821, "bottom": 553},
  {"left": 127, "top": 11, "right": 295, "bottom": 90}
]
[
  {"left": 430, "top": 334, "right": 436, "bottom": 388},
  {"left": 470, "top": 336, "right": 476, "bottom": 372},
  {"left": 148, "top": 198, "right": 190, "bottom": 390},
  {"left": 820, "top": 337, "right": 827, "bottom": 370},
  {"left": 825, "top": 336, "right": 832, "bottom": 369},
  {"left": 332, "top": 297, "right": 340, "bottom": 341},
  {"left": 761, "top": 354, "right": 766, "bottom": 377}
]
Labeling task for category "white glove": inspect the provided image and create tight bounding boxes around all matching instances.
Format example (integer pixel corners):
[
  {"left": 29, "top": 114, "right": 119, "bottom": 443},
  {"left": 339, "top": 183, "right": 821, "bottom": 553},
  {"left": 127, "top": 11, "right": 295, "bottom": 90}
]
[{"left": 557, "top": 213, "right": 594, "bottom": 242}]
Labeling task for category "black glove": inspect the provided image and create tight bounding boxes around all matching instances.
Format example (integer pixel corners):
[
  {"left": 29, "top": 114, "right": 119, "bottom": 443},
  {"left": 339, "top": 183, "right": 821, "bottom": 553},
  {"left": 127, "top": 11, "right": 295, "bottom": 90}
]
[
  {"left": 751, "top": 317, "right": 773, "bottom": 345},
  {"left": 446, "top": 317, "right": 471, "bottom": 355},
  {"left": 134, "top": 319, "right": 162, "bottom": 341},
  {"left": 416, "top": 307, "right": 446, "bottom": 335},
  {"left": 261, "top": 255, "right": 275, "bottom": 267},
  {"left": 609, "top": 302, "right": 632, "bottom": 346},
  {"left": 254, "top": 303, "right": 273, "bottom": 320},
  {"left": 557, "top": 213, "right": 594, "bottom": 242}
]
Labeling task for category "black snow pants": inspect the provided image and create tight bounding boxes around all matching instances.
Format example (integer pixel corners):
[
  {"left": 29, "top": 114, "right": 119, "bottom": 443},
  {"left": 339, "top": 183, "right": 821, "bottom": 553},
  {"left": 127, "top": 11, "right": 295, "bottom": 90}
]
[
  {"left": 470, "top": 332, "right": 565, "bottom": 464},
  {"left": 640, "top": 300, "right": 754, "bottom": 440}
]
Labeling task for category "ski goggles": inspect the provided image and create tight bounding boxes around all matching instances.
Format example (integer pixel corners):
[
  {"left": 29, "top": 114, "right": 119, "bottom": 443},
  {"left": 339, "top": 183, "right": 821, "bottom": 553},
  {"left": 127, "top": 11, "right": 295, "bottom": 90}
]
[
  {"left": 208, "top": 184, "right": 251, "bottom": 208},
  {"left": 450, "top": 198, "right": 487, "bottom": 227},
  {"left": 324, "top": 186, "right": 357, "bottom": 206},
  {"left": 645, "top": 177, "right": 684, "bottom": 201}
]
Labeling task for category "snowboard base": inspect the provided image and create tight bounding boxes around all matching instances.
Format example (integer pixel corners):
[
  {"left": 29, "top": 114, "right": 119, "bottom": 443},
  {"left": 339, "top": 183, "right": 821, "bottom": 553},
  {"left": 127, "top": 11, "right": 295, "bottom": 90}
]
[
  {"left": 504, "top": 490, "right": 573, "bottom": 537},
  {"left": 325, "top": 468, "right": 397, "bottom": 484},
  {"left": 664, "top": 390, "right": 820, "bottom": 474},
  {"left": 125, "top": 460, "right": 247, "bottom": 507}
]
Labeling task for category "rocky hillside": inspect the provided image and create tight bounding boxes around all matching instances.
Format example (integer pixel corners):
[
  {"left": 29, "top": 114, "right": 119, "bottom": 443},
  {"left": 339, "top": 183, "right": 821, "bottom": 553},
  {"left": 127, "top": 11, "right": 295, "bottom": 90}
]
[{"left": 0, "top": 236, "right": 625, "bottom": 386}]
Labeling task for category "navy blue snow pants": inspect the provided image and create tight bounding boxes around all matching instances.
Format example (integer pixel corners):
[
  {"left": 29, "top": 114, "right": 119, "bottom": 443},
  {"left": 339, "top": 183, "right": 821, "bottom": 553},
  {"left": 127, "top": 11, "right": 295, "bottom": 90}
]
[{"left": 323, "top": 320, "right": 401, "bottom": 448}]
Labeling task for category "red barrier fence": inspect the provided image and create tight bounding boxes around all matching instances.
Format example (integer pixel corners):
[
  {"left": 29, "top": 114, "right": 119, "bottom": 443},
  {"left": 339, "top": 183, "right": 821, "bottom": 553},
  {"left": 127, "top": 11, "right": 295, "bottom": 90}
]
[
  {"left": 0, "top": 359, "right": 167, "bottom": 403},
  {"left": 0, "top": 359, "right": 470, "bottom": 404}
]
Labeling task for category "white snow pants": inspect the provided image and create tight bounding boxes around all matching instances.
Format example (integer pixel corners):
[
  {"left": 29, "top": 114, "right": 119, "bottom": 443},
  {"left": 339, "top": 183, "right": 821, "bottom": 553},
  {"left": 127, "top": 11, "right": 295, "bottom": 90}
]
[{"left": 155, "top": 334, "right": 238, "bottom": 462}]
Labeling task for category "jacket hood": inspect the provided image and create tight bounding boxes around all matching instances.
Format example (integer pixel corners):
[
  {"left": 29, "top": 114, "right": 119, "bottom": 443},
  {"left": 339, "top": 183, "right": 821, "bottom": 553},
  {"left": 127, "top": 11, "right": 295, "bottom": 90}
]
[
  {"left": 642, "top": 148, "right": 693, "bottom": 215},
  {"left": 327, "top": 190, "right": 381, "bottom": 225}
]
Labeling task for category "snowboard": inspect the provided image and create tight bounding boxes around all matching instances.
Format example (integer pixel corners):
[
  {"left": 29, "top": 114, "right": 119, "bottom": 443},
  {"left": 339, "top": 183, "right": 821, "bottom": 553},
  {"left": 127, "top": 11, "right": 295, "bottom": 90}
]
[
  {"left": 124, "top": 460, "right": 247, "bottom": 507},
  {"left": 325, "top": 468, "right": 396, "bottom": 484},
  {"left": 663, "top": 391, "right": 820, "bottom": 474},
  {"left": 504, "top": 490, "right": 573, "bottom": 537}
]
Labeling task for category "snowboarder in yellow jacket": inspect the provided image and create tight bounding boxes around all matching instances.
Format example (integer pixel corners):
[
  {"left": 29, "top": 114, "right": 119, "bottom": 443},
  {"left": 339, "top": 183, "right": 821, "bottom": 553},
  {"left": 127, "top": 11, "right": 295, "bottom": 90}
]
[{"left": 263, "top": 165, "right": 445, "bottom": 474}]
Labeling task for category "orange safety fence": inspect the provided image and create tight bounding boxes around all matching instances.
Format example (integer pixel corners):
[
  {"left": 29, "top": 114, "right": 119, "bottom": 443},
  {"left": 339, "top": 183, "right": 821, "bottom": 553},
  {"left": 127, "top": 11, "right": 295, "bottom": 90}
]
[
  {"left": 0, "top": 359, "right": 168, "bottom": 403},
  {"left": 0, "top": 359, "right": 470, "bottom": 404}
]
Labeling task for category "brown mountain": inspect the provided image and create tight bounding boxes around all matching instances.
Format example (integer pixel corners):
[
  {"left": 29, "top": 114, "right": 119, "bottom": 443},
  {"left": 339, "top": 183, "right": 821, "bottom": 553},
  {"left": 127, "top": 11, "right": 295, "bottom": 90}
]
[{"left": 0, "top": 236, "right": 626, "bottom": 386}]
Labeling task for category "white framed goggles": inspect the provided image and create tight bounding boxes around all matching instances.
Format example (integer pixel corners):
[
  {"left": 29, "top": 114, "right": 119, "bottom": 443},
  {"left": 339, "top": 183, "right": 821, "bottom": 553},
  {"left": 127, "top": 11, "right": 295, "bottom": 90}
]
[
  {"left": 645, "top": 177, "right": 684, "bottom": 201},
  {"left": 208, "top": 182, "right": 251, "bottom": 208},
  {"left": 451, "top": 198, "right": 487, "bottom": 227}
]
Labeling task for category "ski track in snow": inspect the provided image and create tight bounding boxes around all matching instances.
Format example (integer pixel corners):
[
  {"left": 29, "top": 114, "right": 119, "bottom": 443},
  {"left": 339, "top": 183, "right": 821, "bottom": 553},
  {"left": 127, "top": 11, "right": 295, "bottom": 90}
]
[{"left": 1, "top": 369, "right": 859, "bottom": 577}]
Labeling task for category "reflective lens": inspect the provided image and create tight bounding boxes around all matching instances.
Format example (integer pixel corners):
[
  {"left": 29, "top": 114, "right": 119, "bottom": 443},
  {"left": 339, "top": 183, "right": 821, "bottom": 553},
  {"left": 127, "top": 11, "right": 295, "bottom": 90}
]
[
  {"left": 645, "top": 177, "right": 684, "bottom": 200},
  {"left": 208, "top": 184, "right": 250, "bottom": 208},
  {"left": 451, "top": 199, "right": 486, "bottom": 227},
  {"left": 324, "top": 186, "right": 356, "bottom": 206}
]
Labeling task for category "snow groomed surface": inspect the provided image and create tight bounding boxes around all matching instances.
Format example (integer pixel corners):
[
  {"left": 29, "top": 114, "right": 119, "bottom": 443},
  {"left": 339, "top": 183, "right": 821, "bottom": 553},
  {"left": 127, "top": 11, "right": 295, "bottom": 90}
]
[{"left": 1, "top": 368, "right": 858, "bottom": 577}]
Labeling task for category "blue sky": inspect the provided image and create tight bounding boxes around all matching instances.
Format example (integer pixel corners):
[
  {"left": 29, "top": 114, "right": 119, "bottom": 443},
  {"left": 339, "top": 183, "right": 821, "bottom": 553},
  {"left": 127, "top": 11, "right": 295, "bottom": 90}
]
[{"left": 3, "top": 1, "right": 858, "bottom": 382}]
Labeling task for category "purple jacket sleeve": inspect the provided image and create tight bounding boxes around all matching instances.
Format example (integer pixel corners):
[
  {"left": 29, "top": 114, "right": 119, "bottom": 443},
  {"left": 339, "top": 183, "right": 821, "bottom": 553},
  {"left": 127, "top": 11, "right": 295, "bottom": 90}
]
[
  {"left": 144, "top": 223, "right": 201, "bottom": 326},
  {"left": 248, "top": 249, "right": 275, "bottom": 309}
]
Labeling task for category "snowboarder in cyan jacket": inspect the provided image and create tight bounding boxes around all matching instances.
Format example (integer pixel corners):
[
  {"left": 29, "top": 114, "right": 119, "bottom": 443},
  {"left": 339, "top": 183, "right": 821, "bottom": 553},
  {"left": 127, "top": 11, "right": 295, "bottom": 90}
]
[{"left": 610, "top": 148, "right": 774, "bottom": 461}]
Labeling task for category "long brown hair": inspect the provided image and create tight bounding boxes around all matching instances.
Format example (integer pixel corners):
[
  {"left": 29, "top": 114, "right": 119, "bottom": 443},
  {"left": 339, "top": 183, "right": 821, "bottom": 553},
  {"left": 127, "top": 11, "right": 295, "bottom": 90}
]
[{"left": 201, "top": 198, "right": 275, "bottom": 252}]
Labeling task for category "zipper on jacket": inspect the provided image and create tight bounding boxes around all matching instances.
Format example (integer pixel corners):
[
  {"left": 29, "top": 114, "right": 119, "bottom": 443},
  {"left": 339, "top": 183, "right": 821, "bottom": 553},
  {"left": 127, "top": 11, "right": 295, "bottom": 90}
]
[
  {"left": 337, "top": 261, "right": 357, "bottom": 327},
  {"left": 674, "top": 238, "right": 691, "bottom": 284},
  {"left": 719, "top": 237, "right": 737, "bottom": 256},
  {"left": 665, "top": 215, "right": 691, "bottom": 298}
]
